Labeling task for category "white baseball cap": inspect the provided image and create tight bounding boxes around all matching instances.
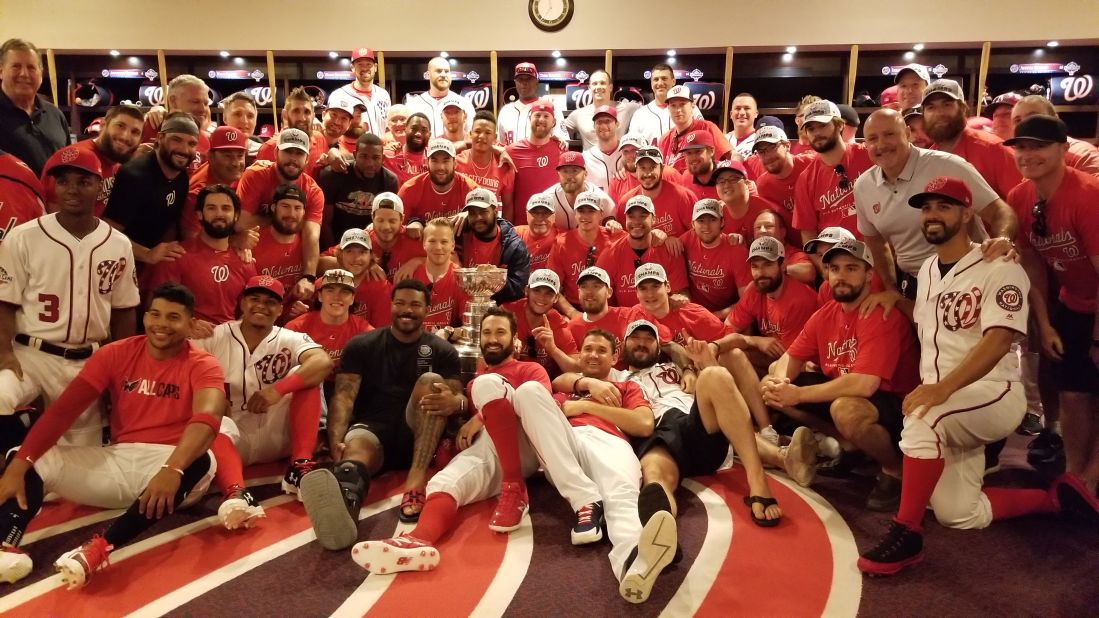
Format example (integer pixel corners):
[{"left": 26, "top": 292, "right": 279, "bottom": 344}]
[
  {"left": 634, "top": 262, "right": 667, "bottom": 286},
  {"left": 747, "top": 236, "right": 784, "bottom": 262},
  {"left": 618, "top": 133, "right": 649, "bottom": 151},
  {"left": 340, "top": 228, "right": 371, "bottom": 250},
  {"left": 823, "top": 238, "right": 875, "bottom": 267},
  {"left": 753, "top": 125, "right": 789, "bottom": 147},
  {"left": 895, "top": 63, "right": 931, "bottom": 84},
  {"left": 802, "top": 100, "right": 841, "bottom": 125},
  {"left": 666, "top": 85, "right": 692, "bottom": 102},
  {"left": 921, "top": 79, "right": 965, "bottom": 105},
  {"left": 441, "top": 95, "right": 465, "bottom": 110},
  {"left": 371, "top": 191, "right": 404, "bottom": 215},
  {"left": 526, "top": 193, "right": 554, "bottom": 212},
  {"left": 624, "top": 319, "right": 660, "bottom": 343},
  {"left": 575, "top": 190, "right": 603, "bottom": 211},
  {"left": 803, "top": 226, "right": 856, "bottom": 253},
  {"left": 277, "top": 128, "right": 311, "bottom": 153},
  {"left": 624, "top": 194, "right": 656, "bottom": 215},
  {"left": 692, "top": 198, "right": 723, "bottom": 221},
  {"left": 426, "top": 137, "right": 456, "bottom": 158},
  {"left": 528, "top": 269, "right": 561, "bottom": 294},
  {"left": 577, "top": 266, "right": 611, "bottom": 287},
  {"left": 463, "top": 187, "right": 497, "bottom": 210}
]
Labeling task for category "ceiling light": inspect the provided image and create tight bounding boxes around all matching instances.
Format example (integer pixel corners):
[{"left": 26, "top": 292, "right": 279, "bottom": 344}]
[
  {"left": 109, "top": 50, "right": 120, "bottom": 57},
  {"left": 551, "top": 50, "right": 561, "bottom": 58},
  {"left": 340, "top": 58, "right": 351, "bottom": 66},
  {"left": 127, "top": 56, "right": 140, "bottom": 65},
  {"left": 667, "top": 57, "right": 676, "bottom": 65},
  {"left": 449, "top": 58, "right": 457, "bottom": 66},
  {"left": 786, "top": 46, "right": 797, "bottom": 54},
  {"left": 328, "top": 51, "right": 339, "bottom": 59},
  {"left": 555, "top": 57, "right": 567, "bottom": 67},
  {"left": 219, "top": 51, "right": 230, "bottom": 58},
  {"left": 439, "top": 51, "right": 449, "bottom": 58},
  {"left": 904, "top": 51, "right": 916, "bottom": 61},
  {"left": 782, "top": 53, "right": 793, "bottom": 63},
  {"left": 234, "top": 57, "right": 245, "bottom": 65},
  {"left": 667, "top": 50, "right": 676, "bottom": 57},
  {"left": 913, "top": 43, "right": 925, "bottom": 51},
  {"left": 1047, "top": 41, "right": 1059, "bottom": 47}
]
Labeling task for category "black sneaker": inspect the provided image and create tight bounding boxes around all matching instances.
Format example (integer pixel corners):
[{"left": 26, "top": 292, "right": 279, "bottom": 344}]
[
  {"left": 857, "top": 520, "right": 924, "bottom": 576},
  {"left": 571, "top": 501, "right": 605, "bottom": 545},
  {"left": 637, "top": 483, "right": 682, "bottom": 564},
  {"left": 866, "top": 473, "right": 902, "bottom": 512},
  {"left": 300, "top": 464, "right": 368, "bottom": 551},
  {"left": 818, "top": 449, "right": 865, "bottom": 478},
  {"left": 1027, "top": 429, "right": 1065, "bottom": 466},
  {"left": 1015, "top": 412, "right": 1043, "bottom": 436},
  {"left": 282, "top": 458, "right": 318, "bottom": 498}
]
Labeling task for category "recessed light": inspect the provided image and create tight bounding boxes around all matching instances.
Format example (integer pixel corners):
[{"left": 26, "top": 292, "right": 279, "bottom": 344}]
[
  {"left": 328, "top": 51, "right": 339, "bottom": 59},
  {"left": 904, "top": 51, "right": 916, "bottom": 61},
  {"left": 786, "top": 46, "right": 797, "bottom": 54},
  {"left": 555, "top": 57, "right": 567, "bottom": 67},
  {"left": 219, "top": 51, "right": 230, "bottom": 58},
  {"left": 449, "top": 58, "right": 457, "bottom": 66},
  {"left": 667, "top": 57, "right": 676, "bottom": 65},
  {"left": 234, "top": 57, "right": 245, "bottom": 65},
  {"left": 782, "top": 53, "right": 793, "bottom": 63},
  {"left": 1033, "top": 48, "right": 1046, "bottom": 57},
  {"left": 440, "top": 51, "right": 449, "bottom": 58},
  {"left": 667, "top": 50, "right": 677, "bottom": 57},
  {"left": 109, "top": 50, "right": 120, "bottom": 57},
  {"left": 551, "top": 50, "right": 561, "bottom": 58},
  {"left": 127, "top": 56, "right": 140, "bottom": 65},
  {"left": 340, "top": 58, "right": 351, "bottom": 66},
  {"left": 1047, "top": 41, "right": 1059, "bottom": 47},
  {"left": 913, "top": 43, "right": 925, "bottom": 52}
]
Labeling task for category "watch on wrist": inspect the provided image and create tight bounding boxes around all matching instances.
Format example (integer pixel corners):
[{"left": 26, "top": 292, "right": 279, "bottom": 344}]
[{"left": 300, "top": 274, "right": 317, "bottom": 283}]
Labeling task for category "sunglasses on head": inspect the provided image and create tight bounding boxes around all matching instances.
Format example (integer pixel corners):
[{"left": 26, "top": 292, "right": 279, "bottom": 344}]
[
  {"left": 1032, "top": 200, "right": 1048, "bottom": 237},
  {"left": 834, "top": 164, "right": 852, "bottom": 191},
  {"left": 585, "top": 245, "right": 598, "bottom": 268},
  {"left": 636, "top": 148, "right": 662, "bottom": 158}
]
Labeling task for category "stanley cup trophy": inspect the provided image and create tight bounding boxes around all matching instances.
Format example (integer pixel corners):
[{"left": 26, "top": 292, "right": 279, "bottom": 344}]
[{"left": 454, "top": 266, "right": 508, "bottom": 384}]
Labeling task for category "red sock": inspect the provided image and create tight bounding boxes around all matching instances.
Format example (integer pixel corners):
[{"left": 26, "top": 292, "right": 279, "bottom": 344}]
[
  {"left": 478, "top": 398, "right": 522, "bottom": 484},
  {"left": 895, "top": 456, "right": 946, "bottom": 531},
  {"left": 210, "top": 433, "right": 245, "bottom": 495},
  {"left": 288, "top": 387, "right": 322, "bottom": 461},
  {"left": 410, "top": 493, "right": 458, "bottom": 544},
  {"left": 985, "top": 487, "right": 1057, "bottom": 520}
]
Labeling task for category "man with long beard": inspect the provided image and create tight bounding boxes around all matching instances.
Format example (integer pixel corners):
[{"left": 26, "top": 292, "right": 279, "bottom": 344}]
[
  {"left": 253, "top": 184, "right": 311, "bottom": 323},
  {"left": 182, "top": 125, "right": 249, "bottom": 239},
  {"left": 255, "top": 87, "right": 330, "bottom": 179},
  {"left": 383, "top": 112, "right": 431, "bottom": 187}
]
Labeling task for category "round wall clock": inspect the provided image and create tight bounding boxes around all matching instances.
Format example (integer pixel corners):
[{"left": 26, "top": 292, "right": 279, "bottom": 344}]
[{"left": 529, "top": 0, "right": 574, "bottom": 32}]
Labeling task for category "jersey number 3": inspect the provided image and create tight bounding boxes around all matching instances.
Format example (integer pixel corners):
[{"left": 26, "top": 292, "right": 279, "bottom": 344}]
[{"left": 39, "top": 293, "right": 60, "bottom": 323}]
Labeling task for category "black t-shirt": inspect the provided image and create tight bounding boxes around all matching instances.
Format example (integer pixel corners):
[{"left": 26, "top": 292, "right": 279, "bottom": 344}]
[
  {"left": 316, "top": 165, "right": 398, "bottom": 246},
  {"left": 103, "top": 151, "right": 189, "bottom": 249},
  {"left": 0, "top": 92, "right": 70, "bottom": 176},
  {"left": 340, "top": 327, "right": 460, "bottom": 423}
]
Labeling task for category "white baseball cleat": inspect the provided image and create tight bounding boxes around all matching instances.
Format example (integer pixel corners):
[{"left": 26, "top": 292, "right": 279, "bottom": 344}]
[
  {"left": 218, "top": 486, "right": 266, "bottom": 530},
  {"left": 619, "top": 510, "right": 677, "bottom": 604},
  {"left": 0, "top": 545, "right": 32, "bottom": 584},
  {"left": 351, "top": 534, "right": 440, "bottom": 575}
]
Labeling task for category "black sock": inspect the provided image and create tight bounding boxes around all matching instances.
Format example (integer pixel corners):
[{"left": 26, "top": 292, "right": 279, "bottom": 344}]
[
  {"left": 0, "top": 416, "right": 29, "bottom": 458},
  {"left": 103, "top": 454, "right": 212, "bottom": 547},
  {"left": 0, "top": 460, "right": 44, "bottom": 547}
]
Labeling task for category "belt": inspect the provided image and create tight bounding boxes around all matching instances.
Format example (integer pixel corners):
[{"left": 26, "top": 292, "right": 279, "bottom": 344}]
[{"left": 14, "top": 334, "right": 97, "bottom": 360}]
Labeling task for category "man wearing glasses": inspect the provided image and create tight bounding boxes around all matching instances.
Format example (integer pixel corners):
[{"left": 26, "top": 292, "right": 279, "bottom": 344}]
[
  {"left": 1010, "top": 116, "right": 1099, "bottom": 499},
  {"left": 502, "top": 269, "right": 579, "bottom": 378}
]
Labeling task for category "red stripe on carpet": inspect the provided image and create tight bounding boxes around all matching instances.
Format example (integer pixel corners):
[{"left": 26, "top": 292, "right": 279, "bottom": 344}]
[
  {"left": 693, "top": 468, "right": 833, "bottom": 617},
  {"left": 25, "top": 502, "right": 105, "bottom": 533}
]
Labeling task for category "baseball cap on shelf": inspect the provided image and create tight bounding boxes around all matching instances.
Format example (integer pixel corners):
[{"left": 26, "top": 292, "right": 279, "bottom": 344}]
[
  {"left": 528, "top": 269, "right": 561, "bottom": 294},
  {"left": 1004, "top": 115, "right": 1068, "bottom": 146},
  {"left": 593, "top": 104, "right": 618, "bottom": 121},
  {"left": 529, "top": 99, "right": 555, "bottom": 116},
  {"left": 680, "top": 130, "right": 715, "bottom": 151},
  {"left": 574, "top": 190, "right": 603, "bottom": 211},
  {"left": 463, "top": 187, "right": 497, "bottom": 210},
  {"left": 624, "top": 319, "right": 660, "bottom": 342},
  {"left": 514, "top": 62, "right": 538, "bottom": 78},
  {"left": 577, "top": 266, "right": 611, "bottom": 287},
  {"left": 243, "top": 274, "right": 285, "bottom": 301},
  {"left": 666, "top": 85, "right": 692, "bottom": 102},
  {"left": 526, "top": 193, "right": 554, "bottom": 212},
  {"left": 556, "top": 151, "right": 584, "bottom": 169},
  {"left": 802, "top": 100, "right": 841, "bottom": 125},
  {"left": 635, "top": 147, "right": 663, "bottom": 165},
  {"left": 351, "top": 48, "right": 376, "bottom": 62},
  {"left": 371, "top": 191, "right": 404, "bottom": 214},
  {"left": 712, "top": 158, "right": 748, "bottom": 178},
  {"left": 753, "top": 125, "right": 788, "bottom": 147},
  {"left": 822, "top": 238, "right": 874, "bottom": 267},
  {"left": 43, "top": 145, "right": 103, "bottom": 179},
  {"left": 277, "top": 128, "right": 310, "bottom": 153},
  {"left": 319, "top": 268, "right": 356, "bottom": 292},
  {"left": 921, "top": 79, "right": 964, "bottom": 105},
  {"left": 896, "top": 63, "right": 931, "bottom": 84},
  {"left": 756, "top": 115, "right": 785, "bottom": 131},
  {"left": 441, "top": 95, "right": 464, "bottom": 110},
  {"left": 633, "top": 262, "right": 667, "bottom": 286},
  {"left": 272, "top": 183, "right": 306, "bottom": 204},
  {"left": 210, "top": 125, "right": 249, "bottom": 150},
  {"left": 984, "top": 92, "right": 1024, "bottom": 117},
  {"left": 747, "top": 236, "right": 784, "bottom": 262},
  {"left": 340, "top": 228, "right": 372, "bottom": 250},
  {"left": 692, "top": 198, "right": 723, "bottom": 220},
  {"left": 618, "top": 133, "right": 649, "bottom": 151},
  {"left": 803, "top": 226, "right": 856, "bottom": 254},
  {"left": 624, "top": 194, "right": 655, "bottom": 215},
  {"left": 426, "top": 137, "right": 456, "bottom": 158},
  {"left": 901, "top": 105, "right": 923, "bottom": 121},
  {"left": 880, "top": 86, "right": 900, "bottom": 108},
  {"left": 837, "top": 104, "right": 860, "bottom": 127},
  {"left": 908, "top": 176, "right": 973, "bottom": 209}
]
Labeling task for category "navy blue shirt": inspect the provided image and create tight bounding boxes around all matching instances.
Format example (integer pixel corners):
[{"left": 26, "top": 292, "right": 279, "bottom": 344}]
[{"left": 0, "top": 91, "right": 70, "bottom": 176}]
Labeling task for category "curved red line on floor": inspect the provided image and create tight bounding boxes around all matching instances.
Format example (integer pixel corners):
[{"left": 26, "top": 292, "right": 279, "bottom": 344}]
[{"left": 25, "top": 502, "right": 105, "bottom": 532}]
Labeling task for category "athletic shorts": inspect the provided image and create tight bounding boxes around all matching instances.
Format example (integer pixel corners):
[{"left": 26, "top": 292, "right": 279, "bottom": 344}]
[
  {"left": 632, "top": 404, "right": 730, "bottom": 478},
  {"left": 792, "top": 372, "right": 905, "bottom": 449},
  {"left": 1050, "top": 301, "right": 1099, "bottom": 394},
  {"left": 345, "top": 416, "right": 414, "bottom": 473}
]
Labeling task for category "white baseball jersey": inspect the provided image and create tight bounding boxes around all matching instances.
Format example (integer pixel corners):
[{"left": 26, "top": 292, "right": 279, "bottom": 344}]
[
  {"left": 497, "top": 99, "right": 569, "bottom": 146},
  {"left": 914, "top": 245, "right": 1029, "bottom": 384},
  {"left": 405, "top": 90, "right": 476, "bottom": 137},
  {"left": 609, "top": 363, "right": 694, "bottom": 422},
  {"left": 628, "top": 101, "right": 704, "bottom": 145},
  {"left": 540, "top": 181, "right": 615, "bottom": 230},
  {"left": 328, "top": 83, "right": 393, "bottom": 139},
  {"left": 563, "top": 101, "right": 642, "bottom": 151},
  {"left": 728, "top": 131, "right": 759, "bottom": 159},
  {"left": 583, "top": 145, "right": 625, "bottom": 192},
  {"left": 0, "top": 215, "right": 139, "bottom": 345}
]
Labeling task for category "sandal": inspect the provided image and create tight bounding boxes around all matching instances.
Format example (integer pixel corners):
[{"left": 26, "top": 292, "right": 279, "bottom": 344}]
[
  {"left": 399, "top": 490, "right": 426, "bottom": 523},
  {"left": 743, "top": 496, "right": 781, "bottom": 528}
]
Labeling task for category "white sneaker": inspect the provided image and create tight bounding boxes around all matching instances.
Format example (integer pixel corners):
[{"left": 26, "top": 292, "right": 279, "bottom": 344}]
[
  {"left": 759, "top": 425, "right": 780, "bottom": 445},
  {"left": 619, "top": 511, "right": 677, "bottom": 604},
  {"left": 0, "top": 545, "right": 32, "bottom": 584},
  {"left": 782, "top": 427, "right": 819, "bottom": 487},
  {"left": 814, "top": 432, "right": 842, "bottom": 460}
]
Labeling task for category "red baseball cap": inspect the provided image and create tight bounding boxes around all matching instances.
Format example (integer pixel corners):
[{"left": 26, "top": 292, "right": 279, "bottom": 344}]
[
  {"left": 242, "top": 274, "right": 286, "bottom": 301},
  {"left": 210, "top": 126, "right": 249, "bottom": 150},
  {"left": 529, "top": 99, "right": 555, "bottom": 116},
  {"left": 907, "top": 176, "right": 972, "bottom": 209},
  {"left": 712, "top": 158, "right": 747, "bottom": 178},
  {"left": 43, "top": 145, "right": 103, "bottom": 179},
  {"left": 556, "top": 151, "right": 584, "bottom": 169},
  {"left": 515, "top": 62, "right": 538, "bottom": 78},
  {"left": 593, "top": 104, "right": 617, "bottom": 121},
  {"left": 680, "top": 130, "right": 714, "bottom": 151},
  {"left": 351, "top": 48, "right": 376, "bottom": 62},
  {"left": 879, "top": 86, "right": 899, "bottom": 108}
]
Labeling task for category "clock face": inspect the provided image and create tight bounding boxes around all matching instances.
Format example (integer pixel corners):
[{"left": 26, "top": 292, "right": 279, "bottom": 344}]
[{"left": 529, "top": 0, "right": 574, "bottom": 32}]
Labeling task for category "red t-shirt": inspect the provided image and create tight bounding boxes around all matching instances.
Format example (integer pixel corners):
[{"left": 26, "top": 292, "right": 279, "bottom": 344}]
[
  {"left": 255, "top": 131, "right": 330, "bottom": 178},
  {"left": 237, "top": 164, "right": 324, "bottom": 225},
  {"left": 727, "top": 278, "right": 819, "bottom": 349},
  {"left": 567, "top": 306, "right": 632, "bottom": 355},
  {"left": 1010, "top": 167, "right": 1099, "bottom": 313},
  {"left": 554, "top": 380, "right": 649, "bottom": 441},
  {"left": 792, "top": 143, "right": 872, "bottom": 237},
  {"left": 506, "top": 139, "right": 568, "bottom": 225},
  {"left": 353, "top": 276, "right": 394, "bottom": 326},
  {"left": 658, "top": 119, "right": 733, "bottom": 173},
  {"left": 504, "top": 298, "right": 578, "bottom": 378},
  {"left": 461, "top": 231, "right": 503, "bottom": 267},
  {"left": 148, "top": 237, "right": 257, "bottom": 324},
  {"left": 371, "top": 228, "right": 427, "bottom": 280},
  {"left": 934, "top": 128, "right": 1022, "bottom": 199},
  {"left": 617, "top": 181, "right": 696, "bottom": 236},
  {"left": 595, "top": 236, "right": 690, "bottom": 306},
  {"left": 817, "top": 272, "right": 885, "bottom": 307},
  {"left": 722, "top": 194, "right": 785, "bottom": 238},
  {"left": 786, "top": 300, "right": 921, "bottom": 395},
  {"left": 0, "top": 153, "right": 45, "bottom": 240},
  {"left": 456, "top": 151, "right": 516, "bottom": 205},
  {"left": 413, "top": 262, "right": 468, "bottom": 328},
  {"left": 515, "top": 226, "right": 557, "bottom": 272},
  {"left": 19, "top": 336, "right": 224, "bottom": 460},
  {"left": 627, "top": 302, "right": 730, "bottom": 346},
  {"left": 382, "top": 149, "right": 428, "bottom": 188},
  {"left": 681, "top": 231, "right": 750, "bottom": 311},
  {"left": 398, "top": 172, "right": 479, "bottom": 224},
  {"left": 608, "top": 166, "right": 684, "bottom": 204},
  {"left": 285, "top": 311, "right": 372, "bottom": 373},
  {"left": 548, "top": 227, "right": 625, "bottom": 304},
  {"left": 182, "top": 163, "right": 239, "bottom": 239},
  {"left": 252, "top": 227, "right": 304, "bottom": 292},
  {"left": 755, "top": 153, "right": 815, "bottom": 246},
  {"left": 40, "top": 139, "right": 117, "bottom": 217},
  {"left": 684, "top": 176, "right": 719, "bottom": 202}
]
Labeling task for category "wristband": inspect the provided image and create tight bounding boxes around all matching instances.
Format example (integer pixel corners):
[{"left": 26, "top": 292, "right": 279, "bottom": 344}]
[
  {"left": 273, "top": 372, "right": 308, "bottom": 396},
  {"left": 299, "top": 274, "right": 317, "bottom": 283},
  {"left": 572, "top": 376, "right": 585, "bottom": 393},
  {"left": 161, "top": 464, "right": 184, "bottom": 476},
  {"left": 709, "top": 341, "right": 721, "bottom": 356}
]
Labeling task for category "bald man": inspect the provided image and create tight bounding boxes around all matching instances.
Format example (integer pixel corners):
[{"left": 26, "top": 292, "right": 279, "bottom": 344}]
[
  {"left": 1011, "top": 95, "right": 1099, "bottom": 177},
  {"left": 405, "top": 57, "right": 475, "bottom": 137}
]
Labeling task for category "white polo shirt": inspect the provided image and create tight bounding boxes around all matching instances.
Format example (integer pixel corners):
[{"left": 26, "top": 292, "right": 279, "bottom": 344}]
[
  {"left": 583, "top": 144, "right": 625, "bottom": 192},
  {"left": 854, "top": 147, "right": 998, "bottom": 275}
]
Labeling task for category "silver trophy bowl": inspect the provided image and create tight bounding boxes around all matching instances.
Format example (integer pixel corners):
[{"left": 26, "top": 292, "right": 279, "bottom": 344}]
[{"left": 454, "top": 266, "right": 508, "bottom": 383}]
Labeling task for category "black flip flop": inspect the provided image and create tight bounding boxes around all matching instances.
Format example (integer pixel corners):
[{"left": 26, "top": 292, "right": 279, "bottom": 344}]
[{"left": 744, "top": 496, "right": 781, "bottom": 528}]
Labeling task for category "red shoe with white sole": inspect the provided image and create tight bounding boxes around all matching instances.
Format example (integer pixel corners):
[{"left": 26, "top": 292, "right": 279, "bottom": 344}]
[{"left": 351, "top": 534, "right": 440, "bottom": 575}]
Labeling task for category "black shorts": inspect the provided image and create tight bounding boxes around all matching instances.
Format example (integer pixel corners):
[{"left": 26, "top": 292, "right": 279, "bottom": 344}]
[
  {"left": 789, "top": 372, "right": 905, "bottom": 448},
  {"left": 633, "top": 404, "right": 730, "bottom": 478},
  {"left": 345, "top": 415, "right": 414, "bottom": 473},
  {"left": 1051, "top": 301, "right": 1099, "bottom": 394}
]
